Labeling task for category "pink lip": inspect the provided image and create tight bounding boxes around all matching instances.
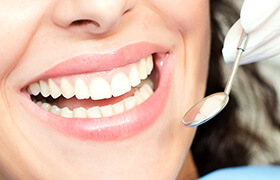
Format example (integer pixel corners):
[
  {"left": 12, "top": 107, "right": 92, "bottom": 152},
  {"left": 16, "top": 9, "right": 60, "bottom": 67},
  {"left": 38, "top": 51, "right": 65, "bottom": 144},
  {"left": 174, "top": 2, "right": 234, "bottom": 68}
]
[
  {"left": 33, "top": 42, "right": 169, "bottom": 81},
  {"left": 20, "top": 42, "right": 173, "bottom": 141}
]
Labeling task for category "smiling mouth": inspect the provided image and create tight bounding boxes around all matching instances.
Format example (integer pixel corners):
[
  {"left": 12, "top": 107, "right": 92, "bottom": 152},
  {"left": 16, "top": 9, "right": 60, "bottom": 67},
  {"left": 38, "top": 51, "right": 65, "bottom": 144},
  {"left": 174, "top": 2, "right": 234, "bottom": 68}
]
[
  {"left": 27, "top": 55, "right": 156, "bottom": 118},
  {"left": 21, "top": 43, "right": 172, "bottom": 141}
]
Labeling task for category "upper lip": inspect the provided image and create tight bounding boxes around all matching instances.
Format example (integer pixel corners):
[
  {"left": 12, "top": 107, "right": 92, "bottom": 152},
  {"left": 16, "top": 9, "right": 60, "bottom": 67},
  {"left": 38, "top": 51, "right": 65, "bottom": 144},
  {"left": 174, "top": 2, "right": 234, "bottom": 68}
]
[{"left": 25, "top": 42, "right": 168, "bottom": 87}]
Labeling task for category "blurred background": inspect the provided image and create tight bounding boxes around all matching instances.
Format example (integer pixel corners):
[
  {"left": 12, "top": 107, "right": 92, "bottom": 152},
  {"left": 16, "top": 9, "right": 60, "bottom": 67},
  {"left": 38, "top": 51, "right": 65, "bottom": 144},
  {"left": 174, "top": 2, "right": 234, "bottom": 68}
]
[{"left": 227, "top": 0, "right": 280, "bottom": 164}]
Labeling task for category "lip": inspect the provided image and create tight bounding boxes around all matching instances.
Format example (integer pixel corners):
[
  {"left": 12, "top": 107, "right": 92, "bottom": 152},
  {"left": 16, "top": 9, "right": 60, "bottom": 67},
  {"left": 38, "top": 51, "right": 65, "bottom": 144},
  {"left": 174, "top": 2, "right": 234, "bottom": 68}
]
[
  {"left": 29, "top": 42, "right": 169, "bottom": 83},
  {"left": 20, "top": 42, "right": 173, "bottom": 141}
]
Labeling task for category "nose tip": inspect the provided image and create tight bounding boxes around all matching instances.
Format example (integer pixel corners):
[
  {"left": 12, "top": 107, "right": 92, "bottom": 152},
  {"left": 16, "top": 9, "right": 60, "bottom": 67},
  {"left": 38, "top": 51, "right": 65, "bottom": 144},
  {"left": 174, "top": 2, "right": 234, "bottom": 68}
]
[{"left": 52, "top": 0, "right": 136, "bottom": 35}]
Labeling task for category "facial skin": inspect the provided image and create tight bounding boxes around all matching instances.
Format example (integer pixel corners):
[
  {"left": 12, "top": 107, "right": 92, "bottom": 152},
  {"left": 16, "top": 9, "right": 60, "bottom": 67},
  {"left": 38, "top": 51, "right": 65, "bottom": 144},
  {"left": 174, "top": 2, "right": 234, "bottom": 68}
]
[{"left": 0, "top": 0, "right": 210, "bottom": 179}]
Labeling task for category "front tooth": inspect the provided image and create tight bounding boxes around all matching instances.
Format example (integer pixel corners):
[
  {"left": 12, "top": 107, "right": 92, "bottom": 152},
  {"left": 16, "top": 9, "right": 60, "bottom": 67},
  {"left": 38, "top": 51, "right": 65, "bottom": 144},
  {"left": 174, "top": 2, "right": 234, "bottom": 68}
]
[
  {"left": 60, "top": 107, "right": 73, "bottom": 118},
  {"left": 48, "top": 79, "right": 62, "bottom": 99},
  {"left": 100, "top": 105, "right": 114, "bottom": 117},
  {"left": 129, "top": 66, "right": 141, "bottom": 87},
  {"left": 112, "top": 101, "right": 125, "bottom": 114},
  {"left": 39, "top": 80, "right": 50, "bottom": 97},
  {"left": 50, "top": 105, "right": 60, "bottom": 115},
  {"left": 146, "top": 55, "right": 154, "bottom": 75},
  {"left": 61, "top": 78, "right": 75, "bottom": 99},
  {"left": 124, "top": 96, "right": 136, "bottom": 110},
  {"left": 75, "top": 79, "right": 90, "bottom": 99},
  {"left": 41, "top": 103, "right": 51, "bottom": 111},
  {"left": 73, "top": 107, "right": 87, "bottom": 118},
  {"left": 111, "top": 72, "right": 131, "bottom": 97},
  {"left": 87, "top": 107, "right": 102, "bottom": 118},
  {"left": 90, "top": 78, "right": 112, "bottom": 100},
  {"left": 28, "top": 83, "right": 40, "bottom": 96},
  {"left": 138, "top": 58, "right": 148, "bottom": 80}
]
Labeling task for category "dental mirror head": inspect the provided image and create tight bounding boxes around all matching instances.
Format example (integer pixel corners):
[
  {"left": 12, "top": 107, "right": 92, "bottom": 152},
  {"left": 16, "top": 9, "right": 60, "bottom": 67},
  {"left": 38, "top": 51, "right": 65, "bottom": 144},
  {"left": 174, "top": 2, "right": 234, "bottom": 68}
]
[
  {"left": 182, "top": 92, "right": 229, "bottom": 127},
  {"left": 182, "top": 30, "right": 249, "bottom": 128}
]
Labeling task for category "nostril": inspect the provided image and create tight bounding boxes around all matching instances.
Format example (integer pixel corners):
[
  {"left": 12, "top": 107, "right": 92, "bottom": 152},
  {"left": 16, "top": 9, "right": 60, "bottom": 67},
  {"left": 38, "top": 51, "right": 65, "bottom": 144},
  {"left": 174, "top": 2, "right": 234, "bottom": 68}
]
[{"left": 71, "top": 19, "right": 100, "bottom": 28}]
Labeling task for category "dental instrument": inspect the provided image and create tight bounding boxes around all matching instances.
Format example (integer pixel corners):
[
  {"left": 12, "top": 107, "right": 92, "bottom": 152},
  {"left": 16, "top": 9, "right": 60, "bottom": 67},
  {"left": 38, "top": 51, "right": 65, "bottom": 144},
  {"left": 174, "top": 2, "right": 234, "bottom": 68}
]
[{"left": 182, "top": 31, "right": 249, "bottom": 127}]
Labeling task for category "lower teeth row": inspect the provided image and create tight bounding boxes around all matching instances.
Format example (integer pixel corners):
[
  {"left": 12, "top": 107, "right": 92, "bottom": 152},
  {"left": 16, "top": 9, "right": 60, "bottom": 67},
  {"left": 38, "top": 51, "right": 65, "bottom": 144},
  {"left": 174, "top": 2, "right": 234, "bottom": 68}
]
[{"left": 35, "top": 82, "right": 154, "bottom": 118}]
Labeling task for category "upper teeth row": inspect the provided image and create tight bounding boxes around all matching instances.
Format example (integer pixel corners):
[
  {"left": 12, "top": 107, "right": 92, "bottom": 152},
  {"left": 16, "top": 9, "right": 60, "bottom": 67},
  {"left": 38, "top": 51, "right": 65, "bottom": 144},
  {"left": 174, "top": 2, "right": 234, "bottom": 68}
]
[{"left": 27, "top": 55, "right": 154, "bottom": 100}]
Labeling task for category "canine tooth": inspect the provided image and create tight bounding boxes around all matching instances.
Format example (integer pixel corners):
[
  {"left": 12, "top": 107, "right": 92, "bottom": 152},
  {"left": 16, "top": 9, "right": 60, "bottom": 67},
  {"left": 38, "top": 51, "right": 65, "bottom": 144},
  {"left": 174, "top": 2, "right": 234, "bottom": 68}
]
[
  {"left": 41, "top": 103, "right": 51, "bottom": 111},
  {"left": 146, "top": 55, "right": 154, "bottom": 75},
  {"left": 50, "top": 105, "right": 60, "bottom": 115},
  {"left": 48, "top": 79, "right": 62, "bottom": 99},
  {"left": 138, "top": 58, "right": 148, "bottom": 80},
  {"left": 90, "top": 78, "right": 112, "bottom": 100},
  {"left": 111, "top": 72, "right": 131, "bottom": 97},
  {"left": 60, "top": 107, "right": 73, "bottom": 118},
  {"left": 129, "top": 66, "right": 141, "bottom": 87},
  {"left": 61, "top": 78, "right": 75, "bottom": 99},
  {"left": 28, "top": 83, "right": 40, "bottom": 96},
  {"left": 75, "top": 79, "right": 90, "bottom": 99},
  {"left": 124, "top": 96, "right": 136, "bottom": 110},
  {"left": 87, "top": 107, "right": 102, "bottom": 118},
  {"left": 134, "top": 91, "right": 143, "bottom": 105},
  {"left": 73, "top": 107, "right": 87, "bottom": 118},
  {"left": 39, "top": 80, "right": 50, "bottom": 97},
  {"left": 100, "top": 105, "right": 114, "bottom": 117},
  {"left": 112, "top": 101, "right": 125, "bottom": 114},
  {"left": 139, "top": 86, "right": 150, "bottom": 101}
]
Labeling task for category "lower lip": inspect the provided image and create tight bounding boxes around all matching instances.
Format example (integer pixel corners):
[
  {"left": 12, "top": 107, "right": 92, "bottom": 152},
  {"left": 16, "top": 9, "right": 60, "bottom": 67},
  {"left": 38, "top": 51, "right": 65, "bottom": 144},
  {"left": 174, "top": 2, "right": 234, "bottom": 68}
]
[{"left": 20, "top": 54, "right": 173, "bottom": 141}]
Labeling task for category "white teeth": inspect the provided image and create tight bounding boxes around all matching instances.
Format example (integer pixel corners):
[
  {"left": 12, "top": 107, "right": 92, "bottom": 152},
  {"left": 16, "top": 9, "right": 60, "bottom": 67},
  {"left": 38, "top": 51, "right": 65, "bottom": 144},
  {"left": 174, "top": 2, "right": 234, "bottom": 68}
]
[
  {"left": 146, "top": 55, "right": 154, "bottom": 75},
  {"left": 50, "top": 105, "right": 60, "bottom": 115},
  {"left": 30, "top": 55, "right": 155, "bottom": 118},
  {"left": 75, "top": 79, "right": 90, "bottom": 99},
  {"left": 195, "top": 113, "right": 205, "bottom": 121},
  {"left": 138, "top": 58, "right": 148, "bottom": 80},
  {"left": 112, "top": 101, "right": 125, "bottom": 114},
  {"left": 36, "top": 101, "right": 43, "bottom": 106},
  {"left": 39, "top": 80, "right": 50, "bottom": 97},
  {"left": 142, "top": 83, "right": 153, "bottom": 95},
  {"left": 49, "top": 79, "right": 62, "bottom": 99},
  {"left": 111, "top": 72, "right": 131, "bottom": 97},
  {"left": 129, "top": 66, "right": 141, "bottom": 87},
  {"left": 124, "top": 96, "right": 136, "bottom": 110},
  {"left": 100, "top": 105, "right": 114, "bottom": 117},
  {"left": 139, "top": 85, "right": 150, "bottom": 101},
  {"left": 200, "top": 95, "right": 224, "bottom": 116},
  {"left": 134, "top": 91, "right": 144, "bottom": 105},
  {"left": 90, "top": 78, "right": 112, "bottom": 100},
  {"left": 73, "top": 107, "right": 87, "bottom": 118},
  {"left": 60, "top": 107, "right": 73, "bottom": 118},
  {"left": 28, "top": 83, "right": 40, "bottom": 96},
  {"left": 87, "top": 107, "right": 102, "bottom": 118},
  {"left": 61, "top": 78, "right": 75, "bottom": 99},
  {"left": 35, "top": 79, "right": 154, "bottom": 118},
  {"left": 41, "top": 103, "right": 51, "bottom": 111}
]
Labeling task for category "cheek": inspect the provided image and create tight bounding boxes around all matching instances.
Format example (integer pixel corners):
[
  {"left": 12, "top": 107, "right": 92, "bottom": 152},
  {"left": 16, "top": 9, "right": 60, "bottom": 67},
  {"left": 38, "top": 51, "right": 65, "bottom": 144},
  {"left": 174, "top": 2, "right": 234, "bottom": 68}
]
[
  {"left": 0, "top": 1, "right": 49, "bottom": 79},
  {"left": 152, "top": 0, "right": 210, "bottom": 31}
]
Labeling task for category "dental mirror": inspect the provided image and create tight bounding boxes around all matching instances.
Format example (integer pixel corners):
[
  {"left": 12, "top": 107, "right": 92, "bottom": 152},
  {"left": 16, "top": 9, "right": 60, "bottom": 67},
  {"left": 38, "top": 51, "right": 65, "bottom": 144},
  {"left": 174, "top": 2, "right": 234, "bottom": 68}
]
[{"left": 182, "top": 31, "right": 249, "bottom": 127}]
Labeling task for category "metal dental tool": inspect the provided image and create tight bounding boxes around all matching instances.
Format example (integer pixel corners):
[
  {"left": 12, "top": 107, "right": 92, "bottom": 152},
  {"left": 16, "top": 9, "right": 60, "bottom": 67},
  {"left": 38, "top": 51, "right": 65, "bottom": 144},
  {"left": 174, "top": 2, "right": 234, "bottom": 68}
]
[{"left": 182, "top": 30, "right": 249, "bottom": 127}]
